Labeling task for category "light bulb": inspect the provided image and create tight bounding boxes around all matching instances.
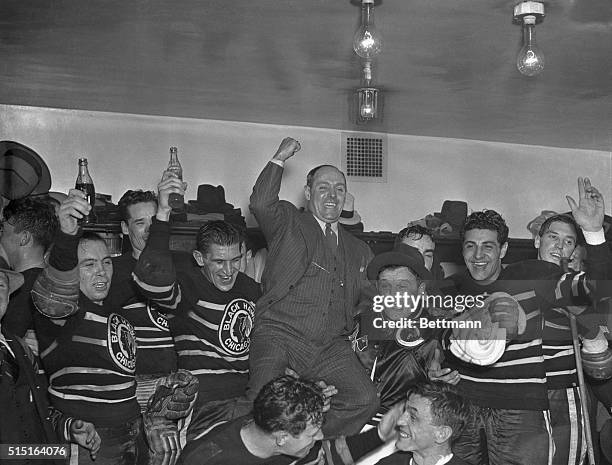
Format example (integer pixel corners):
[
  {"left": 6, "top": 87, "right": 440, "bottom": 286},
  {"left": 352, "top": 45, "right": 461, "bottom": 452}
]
[
  {"left": 353, "top": 1, "right": 383, "bottom": 59},
  {"left": 357, "top": 88, "right": 378, "bottom": 121},
  {"left": 360, "top": 103, "right": 374, "bottom": 118},
  {"left": 517, "top": 16, "right": 544, "bottom": 76}
]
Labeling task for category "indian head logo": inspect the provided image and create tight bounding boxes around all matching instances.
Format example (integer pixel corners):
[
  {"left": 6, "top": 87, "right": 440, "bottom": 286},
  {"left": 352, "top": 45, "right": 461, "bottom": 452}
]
[
  {"left": 218, "top": 299, "right": 255, "bottom": 356},
  {"left": 107, "top": 313, "right": 137, "bottom": 373}
]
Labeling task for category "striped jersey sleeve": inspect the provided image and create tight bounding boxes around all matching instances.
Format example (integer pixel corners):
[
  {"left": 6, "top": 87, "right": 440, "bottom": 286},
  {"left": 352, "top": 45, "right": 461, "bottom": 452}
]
[{"left": 132, "top": 218, "right": 183, "bottom": 311}]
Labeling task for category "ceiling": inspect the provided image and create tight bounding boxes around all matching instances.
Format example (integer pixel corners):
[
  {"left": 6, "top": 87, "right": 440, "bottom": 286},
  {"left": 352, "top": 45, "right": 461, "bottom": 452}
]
[{"left": 2, "top": 0, "right": 612, "bottom": 151}]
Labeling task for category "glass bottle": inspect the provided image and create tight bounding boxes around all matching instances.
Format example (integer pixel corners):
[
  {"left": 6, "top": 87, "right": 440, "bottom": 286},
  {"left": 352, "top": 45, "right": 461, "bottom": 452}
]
[
  {"left": 167, "top": 146, "right": 184, "bottom": 210},
  {"left": 75, "top": 158, "right": 96, "bottom": 224}
]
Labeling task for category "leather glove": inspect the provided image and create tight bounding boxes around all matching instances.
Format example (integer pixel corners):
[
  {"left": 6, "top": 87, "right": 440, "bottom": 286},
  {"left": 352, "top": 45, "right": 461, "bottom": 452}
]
[
  {"left": 142, "top": 414, "right": 180, "bottom": 465},
  {"left": 31, "top": 265, "right": 79, "bottom": 318},
  {"left": 486, "top": 292, "right": 526, "bottom": 340},
  {"left": 146, "top": 369, "right": 199, "bottom": 420}
]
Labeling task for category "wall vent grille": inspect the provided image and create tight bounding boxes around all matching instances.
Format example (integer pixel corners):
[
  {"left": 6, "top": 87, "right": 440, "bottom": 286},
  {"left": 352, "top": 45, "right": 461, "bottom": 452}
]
[{"left": 341, "top": 132, "right": 387, "bottom": 183}]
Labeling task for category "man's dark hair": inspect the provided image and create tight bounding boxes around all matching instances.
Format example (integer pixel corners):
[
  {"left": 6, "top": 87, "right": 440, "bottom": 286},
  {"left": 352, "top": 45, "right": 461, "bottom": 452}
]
[
  {"left": 395, "top": 225, "right": 434, "bottom": 248},
  {"left": 306, "top": 165, "right": 346, "bottom": 188},
  {"left": 196, "top": 220, "right": 243, "bottom": 254},
  {"left": 118, "top": 190, "right": 157, "bottom": 222},
  {"left": 253, "top": 375, "right": 325, "bottom": 436},
  {"left": 407, "top": 381, "right": 472, "bottom": 444},
  {"left": 538, "top": 214, "right": 583, "bottom": 245},
  {"left": 461, "top": 210, "right": 509, "bottom": 245},
  {"left": 2, "top": 197, "right": 59, "bottom": 250}
]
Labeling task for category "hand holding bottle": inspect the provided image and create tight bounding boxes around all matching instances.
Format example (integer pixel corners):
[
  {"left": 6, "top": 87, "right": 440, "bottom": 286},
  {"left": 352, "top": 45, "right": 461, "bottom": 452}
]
[
  {"left": 74, "top": 158, "right": 96, "bottom": 224},
  {"left": 157, "top": 170, "right": 187, "bottom": 222},
  {"left": 58, "top": 189, "right": 92, "bottom": 235},
  {"left": 167, "top": 147, "right": 184, "bottom": 211}
]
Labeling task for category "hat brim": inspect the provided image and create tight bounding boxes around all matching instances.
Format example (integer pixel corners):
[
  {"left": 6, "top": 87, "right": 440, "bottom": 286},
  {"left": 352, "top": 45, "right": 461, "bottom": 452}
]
[
  {"left": 367, "top": 250, "right": 432, "bottom": 281},
  {"left": 339, "top": 210, "right": 362, "bottom": 226},
  {"left": 0, "top": 141, "right": 51, "bottom": 199},
  {"left": 0, "top": 268, "right": 25, "bottom": 294}
]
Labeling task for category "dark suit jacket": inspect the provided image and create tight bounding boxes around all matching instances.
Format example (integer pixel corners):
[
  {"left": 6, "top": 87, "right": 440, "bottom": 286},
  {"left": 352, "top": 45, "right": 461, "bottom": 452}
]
[
  {"left": 1, "top": 331, "right": 70, "bottom": 465},
  {"left": 250, "top": 161, "right": 373, "bottom": 337}
]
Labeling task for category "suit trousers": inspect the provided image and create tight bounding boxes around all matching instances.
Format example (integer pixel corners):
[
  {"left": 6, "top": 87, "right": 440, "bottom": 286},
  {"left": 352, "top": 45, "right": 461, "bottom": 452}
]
[{"left": 247, "top": 327, "right": 379, "bottom": 436}]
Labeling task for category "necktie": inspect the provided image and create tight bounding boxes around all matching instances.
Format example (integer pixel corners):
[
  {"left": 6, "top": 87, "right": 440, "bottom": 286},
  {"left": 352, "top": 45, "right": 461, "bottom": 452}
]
[
  {"left": 325, "top": 223, "right": 337, "bottom": 253},
  {"left": 0, "top": 342, "right": 19, "bottom": 380}
]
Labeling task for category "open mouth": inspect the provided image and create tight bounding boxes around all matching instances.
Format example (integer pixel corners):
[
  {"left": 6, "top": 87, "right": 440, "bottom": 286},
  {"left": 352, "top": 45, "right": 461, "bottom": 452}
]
[
  {"left": 471, "top": 261, "right": 488, "bottom": 268},
  {"left": 398, "top": 429, "right": 412, "bottom": 439},
  {"left": 93, "top": 281, "right": 108, "bottom": 290}
]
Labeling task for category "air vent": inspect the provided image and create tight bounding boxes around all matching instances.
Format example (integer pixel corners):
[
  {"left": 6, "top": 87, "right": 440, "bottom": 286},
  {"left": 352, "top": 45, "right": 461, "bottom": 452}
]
[{"left": 341, "top": 132, "right": 387, "bottom": 183}]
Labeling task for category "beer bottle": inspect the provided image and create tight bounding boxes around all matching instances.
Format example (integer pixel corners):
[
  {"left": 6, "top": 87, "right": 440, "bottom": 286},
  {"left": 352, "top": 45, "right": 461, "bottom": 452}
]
[
  {"left": 167, "top": 146, "right": 184, "bottom": 211},
  {"left": 75, "top": 158, "right": 97, "bottom": 224}
]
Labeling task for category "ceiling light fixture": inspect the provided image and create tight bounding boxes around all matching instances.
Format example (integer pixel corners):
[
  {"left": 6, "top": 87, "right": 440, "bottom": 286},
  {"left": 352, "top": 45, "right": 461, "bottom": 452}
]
[
  {"left": 353, "top": 0, "right": 383, "bottom": 59},
  {"left": 513, "top": 1, "right": 545, "bottom": 77},
  {"left": 356, "top": 61, "right": 380, "bottom": 122}
]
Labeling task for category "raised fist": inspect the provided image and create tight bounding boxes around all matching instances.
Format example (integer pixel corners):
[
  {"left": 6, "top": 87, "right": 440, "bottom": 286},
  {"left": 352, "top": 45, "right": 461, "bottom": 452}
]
[{"left": 272, "top": 137, "right": 301, "bottom": 162}]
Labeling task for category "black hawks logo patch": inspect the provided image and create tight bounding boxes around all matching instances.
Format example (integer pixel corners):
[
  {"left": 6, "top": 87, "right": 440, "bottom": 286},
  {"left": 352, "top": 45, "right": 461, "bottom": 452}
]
[
  {"left": 107, "top": 313, "right": 137, "bottom": 373},
  {"left": 147, "top": 304, "right": 170, "bottom": 331},
  {"left": 218, "top": 299, "right": 255, "bottom": 356}
]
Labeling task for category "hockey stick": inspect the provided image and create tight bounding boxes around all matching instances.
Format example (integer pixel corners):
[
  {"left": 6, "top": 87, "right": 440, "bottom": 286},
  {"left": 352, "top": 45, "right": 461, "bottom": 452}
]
[{"left": 569, "top": 313, "right": 596, "bottom": 465}]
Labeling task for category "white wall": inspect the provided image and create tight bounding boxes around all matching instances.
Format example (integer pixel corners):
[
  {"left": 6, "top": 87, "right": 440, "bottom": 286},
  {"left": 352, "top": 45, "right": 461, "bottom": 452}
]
[{"left": 1, "top": 104, "right": 610, "bottom": 239}]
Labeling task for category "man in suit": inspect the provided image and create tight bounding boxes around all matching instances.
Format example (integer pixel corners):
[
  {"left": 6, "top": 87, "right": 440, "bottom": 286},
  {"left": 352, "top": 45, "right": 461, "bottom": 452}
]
[{"left": 247, "top": 137, "right": 378, "bottom": 436}]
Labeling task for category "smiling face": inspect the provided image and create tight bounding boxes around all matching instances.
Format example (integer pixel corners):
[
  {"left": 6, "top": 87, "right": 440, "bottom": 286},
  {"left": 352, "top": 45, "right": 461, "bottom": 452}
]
[
  {"left": 304, "top": 166, "right": 346, "bottom": 224},
  {"left": 535, "top": 220, "right": 577, "bottom": 267},
  {"left": 194, "top": 242, "right": 242, "bottom": 292},
  {"left": 78, "top": 239, "right": 113, "bottom": 304},
  {"left": 278, "top": 421, "right": 324, "bottom": 458},
  {"left": 396, "top": 394, "right": 445, "bottom": 454},
  {"left": 121, "top": 201, "right": 156, "bottom": 259},
  {"left": 462, "top": 229, "right": 507, "bottom": 285}
]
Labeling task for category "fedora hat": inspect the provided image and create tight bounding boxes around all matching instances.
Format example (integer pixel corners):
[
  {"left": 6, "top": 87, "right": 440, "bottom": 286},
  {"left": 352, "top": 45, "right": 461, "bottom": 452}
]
[
  {"left": 188, "top": 184, "right": 235, "bottom": 214},
  {"left": 0, "top": 141, "right": 51, "bottom": 200},
  {"left": 367, "top": 243, "right": 432, "bottom": 281},
  {"left": 338, "top": 192, "right": 362, "bottom": 226}
]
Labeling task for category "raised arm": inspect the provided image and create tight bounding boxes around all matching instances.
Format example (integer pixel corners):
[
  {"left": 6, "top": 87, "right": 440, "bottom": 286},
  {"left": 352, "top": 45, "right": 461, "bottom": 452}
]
[
  {"left": 31, "top": 189, "right": 90, "bottom": 318},
  {"left": 544, "top": 177, "right": 611, "bottom": 306},
  {"left": 249, "top": 137, "right": 301, "bottom": 240},
  {"left": 132, "top": 171, "right": 185, "bottom": 311}
]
